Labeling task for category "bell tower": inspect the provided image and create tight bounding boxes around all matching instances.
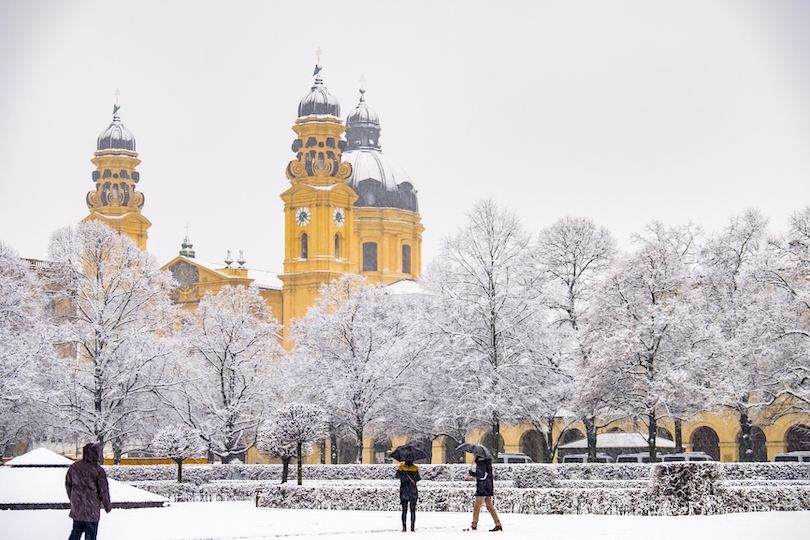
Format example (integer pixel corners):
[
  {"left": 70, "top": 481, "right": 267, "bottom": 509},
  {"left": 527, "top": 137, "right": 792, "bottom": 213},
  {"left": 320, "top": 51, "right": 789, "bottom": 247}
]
[
  {"left": 279, "top": 66, "right": 357, "bottom": 346},
  {"left": 82, "top": 99, "right": 150, "bottom": 250}
]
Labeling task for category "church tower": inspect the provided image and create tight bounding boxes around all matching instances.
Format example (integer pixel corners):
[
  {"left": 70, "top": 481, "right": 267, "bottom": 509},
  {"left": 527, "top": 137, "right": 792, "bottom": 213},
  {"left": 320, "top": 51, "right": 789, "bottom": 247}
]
[
  {"left": 82, "top": 103, "right": 150, "bottom": 250},
  {"left": 279, "top": 68, "right": 356, "bottom": 344}
]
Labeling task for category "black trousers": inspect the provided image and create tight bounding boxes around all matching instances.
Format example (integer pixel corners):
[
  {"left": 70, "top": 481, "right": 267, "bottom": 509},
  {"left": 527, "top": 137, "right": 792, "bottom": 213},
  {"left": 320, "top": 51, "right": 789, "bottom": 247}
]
[
  {"left": 69, "top": 520, "right": 99, "bottom": 540},
  {"left": 401, "top": 499, "right": 416, "bottom": 527}
]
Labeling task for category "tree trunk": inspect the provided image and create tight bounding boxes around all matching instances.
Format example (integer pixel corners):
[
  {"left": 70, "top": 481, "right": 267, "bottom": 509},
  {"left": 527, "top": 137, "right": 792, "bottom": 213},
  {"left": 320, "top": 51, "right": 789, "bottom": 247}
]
[
  {"left": 320, "top": 440, "right": 326, "bottom": 465},
  {"left": 541, "top": 417, "right": 555, "bottom": 463},
  {"left": 355, "top": 430, "right": 364, "bottom": 464},
  {"left": 491, "top": 414, "right": 500, "bottom": 460},
  {"left": 739, "top": 411, "right": 753, "bottom": 462},
  {"left": 647, "top": 413, "right": 658, "bottom": 463},
  {"left": 297, "top": 442, "right": 303, "bottom": 485},
  {"left": 97, "top": 436, "right": 105, "bottom": 465},
  {"left": 674, "top": 417, "right": 684, "bottom": 453},
  {"left": 584, "top": 416, "right": 597, "bottom": 461},
  {"left": 112, "top": 439, "right": 122, "bottom": 465},
  {"left": 174, "top": 458, "right": 183, "bottom": 483},
  {"left": 281, "top": 457, "right": 290, "bottom": 484},
  {"left": 330, "top": 428, "right": 338, "bottom": 465}
]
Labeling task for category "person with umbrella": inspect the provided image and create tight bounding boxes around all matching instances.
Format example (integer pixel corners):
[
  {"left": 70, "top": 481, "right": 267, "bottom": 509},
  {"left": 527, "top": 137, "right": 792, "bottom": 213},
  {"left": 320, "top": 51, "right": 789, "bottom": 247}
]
[
  {"left": 391, "top": 444, "right": 424, "bottom": 532},
  {"left": 457, "top": 443, "right": 502, "bottom": 531}
]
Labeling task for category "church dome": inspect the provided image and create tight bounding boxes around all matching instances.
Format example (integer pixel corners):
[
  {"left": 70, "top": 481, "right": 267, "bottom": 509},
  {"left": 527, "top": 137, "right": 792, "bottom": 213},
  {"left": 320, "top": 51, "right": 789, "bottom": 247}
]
[
  {"left": 342, "top": 89, "right": 418, "bottom": 213},
  {"left": 346, "top": 90, "right": 379, "bottom": 130},
  {"left": 97, "top": 107, "right": 136, "bottom": 152},
  {"left": 298, "top": 75, "right": 340, "bottom": 118},
  {"left": 343, "top": 150, "right": 410, "bottom": 192}
]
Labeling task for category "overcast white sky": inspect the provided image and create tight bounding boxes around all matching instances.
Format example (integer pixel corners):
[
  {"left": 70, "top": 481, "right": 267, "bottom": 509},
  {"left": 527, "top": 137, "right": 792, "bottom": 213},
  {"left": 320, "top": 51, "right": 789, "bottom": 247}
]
[{"left": 2, "top": 0, "right": 810, "bottom": 276}]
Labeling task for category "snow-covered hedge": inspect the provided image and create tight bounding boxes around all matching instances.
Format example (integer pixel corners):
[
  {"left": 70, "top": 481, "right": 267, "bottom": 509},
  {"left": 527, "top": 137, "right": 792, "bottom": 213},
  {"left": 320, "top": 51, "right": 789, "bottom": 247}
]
[
  {"left": 107, "top": 462, "right": 810, "bottom": 484},
  {"left": 720, "top": 463, "right": 810, "bottom": 481},
  {"left": 106, "top": 464, "right": 480, "bottom": 484},
  {"left": 650, "top": 463, "right": 725, "bottom": 515},
  {"left": 111, "top": 462, "right": 810, "bottom": 514},
  {"left": 256, "top": 484, "right": 649, "bottom": 515}
]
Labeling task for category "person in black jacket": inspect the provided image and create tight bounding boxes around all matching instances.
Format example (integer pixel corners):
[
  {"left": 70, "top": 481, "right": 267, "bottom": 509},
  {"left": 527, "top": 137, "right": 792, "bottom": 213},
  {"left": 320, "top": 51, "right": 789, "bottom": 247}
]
[
  {"left": 469, "top": 455, "right": 502, "bottom": 531},
  {"left": 395, "top": 460, "right": 420, "bottom": 531},
  {"left": 65, "top": 443, "right": 112, "bottom": 540}
]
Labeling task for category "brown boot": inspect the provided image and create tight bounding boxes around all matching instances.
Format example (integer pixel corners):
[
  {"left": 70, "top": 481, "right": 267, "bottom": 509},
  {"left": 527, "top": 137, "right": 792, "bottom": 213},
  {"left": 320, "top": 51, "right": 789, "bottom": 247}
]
[{"left": 490, "top": 525, "right": 502, "bottom": 532}]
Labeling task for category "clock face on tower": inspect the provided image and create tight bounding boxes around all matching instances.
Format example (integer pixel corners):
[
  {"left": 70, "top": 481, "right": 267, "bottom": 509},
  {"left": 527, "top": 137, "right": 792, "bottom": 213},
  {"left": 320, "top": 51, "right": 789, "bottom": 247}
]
[
  {"left": 295, "top": 207, "right": 311, "bottom": 227},
  {"left": 333, "top": 207, "right": 346, "bottom": 227}
]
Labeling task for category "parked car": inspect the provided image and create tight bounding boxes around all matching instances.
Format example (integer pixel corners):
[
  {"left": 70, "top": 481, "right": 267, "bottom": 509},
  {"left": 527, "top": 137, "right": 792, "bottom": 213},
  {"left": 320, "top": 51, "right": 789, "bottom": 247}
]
[
  {"left": 495, "top": 453, "right": 534, "bottom": 464},
  {"left": 773, "top": 451, "right": 810, "bottom": 462},
  {"left": 561, "top": 453, "right": 614, "bottom": 463},
  {"left": 616, "top": 452, "right": 662, "bottom": 463},
  {"left": 661, "top": 452, "right": 713, "bottom": 462}
]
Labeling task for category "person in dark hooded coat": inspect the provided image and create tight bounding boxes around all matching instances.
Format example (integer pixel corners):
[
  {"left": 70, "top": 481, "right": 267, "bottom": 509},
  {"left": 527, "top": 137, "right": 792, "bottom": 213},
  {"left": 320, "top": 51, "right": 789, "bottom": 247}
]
[
  {"left": 469, "top": 455, "right": 502, "bottom": 531},
  {"left": 395, "top": 460, "right": 420, "bottom": 531},
  {"left": 65, "top": 443, "right": 112, "bottom": 540}
]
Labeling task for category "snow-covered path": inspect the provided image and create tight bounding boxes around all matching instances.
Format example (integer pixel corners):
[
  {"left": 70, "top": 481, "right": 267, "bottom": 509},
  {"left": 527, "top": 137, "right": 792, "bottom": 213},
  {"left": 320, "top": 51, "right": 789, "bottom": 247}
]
[{"left": 1, "top": 502, "right": 809, "bottom": 540}]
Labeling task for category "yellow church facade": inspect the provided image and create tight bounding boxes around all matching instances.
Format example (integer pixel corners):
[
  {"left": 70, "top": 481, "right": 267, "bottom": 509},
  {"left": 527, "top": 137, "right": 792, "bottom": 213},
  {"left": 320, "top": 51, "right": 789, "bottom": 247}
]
[{"left": 81, "top": 70, "right": 809, "bottom": 465}]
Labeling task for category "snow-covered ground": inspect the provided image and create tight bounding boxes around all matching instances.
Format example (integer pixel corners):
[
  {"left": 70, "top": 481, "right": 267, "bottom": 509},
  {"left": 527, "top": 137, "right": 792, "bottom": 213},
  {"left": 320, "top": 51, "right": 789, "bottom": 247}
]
[{"left": 1, "top": 502, "right": 809, "bottom": 540}]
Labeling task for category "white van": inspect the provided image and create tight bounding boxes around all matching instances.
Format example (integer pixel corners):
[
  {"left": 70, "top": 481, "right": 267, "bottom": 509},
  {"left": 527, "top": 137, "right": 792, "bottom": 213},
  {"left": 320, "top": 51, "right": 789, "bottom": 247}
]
[
  {"left": 616, "top": 452, "right": 662, "bottom": 463},
  {"left": 661, "top": 452, "right": 713, "bottom": 462},
  {"left": 495, "top": 453, "right": 534, "bottom": 464},
  {"left": 773, "top": 451, "right": 810, "bottom": 462},
  {"left": 561, "top": 453, "right": 614, "bottom": 463}
]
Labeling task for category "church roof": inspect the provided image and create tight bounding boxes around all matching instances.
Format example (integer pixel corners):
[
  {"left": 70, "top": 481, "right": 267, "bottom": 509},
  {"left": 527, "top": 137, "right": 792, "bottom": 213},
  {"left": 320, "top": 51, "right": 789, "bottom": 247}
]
[
  {"left": 298, "top": 73, "right": 340, "bottom": 118},
  {"left": 97, "top": 106, "right": 136, "bottom": 152}
]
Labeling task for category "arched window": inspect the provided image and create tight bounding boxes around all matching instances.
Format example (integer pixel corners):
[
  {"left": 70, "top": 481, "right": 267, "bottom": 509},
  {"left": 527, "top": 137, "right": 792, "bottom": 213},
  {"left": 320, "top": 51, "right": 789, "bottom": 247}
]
[
  {"left": 690, "top": 426, "right": 720, "bottom": 461},
  {"left": 737, "top": 427, "right": 768, "bottom": 462},
  {"left": 786, "top": 424, "right": 810, "bottom": 452},
  {"left": 443, "top": 436, "right": 465, "bottom": 464},
  {"left": 301, "top": 233, "right": 308, "bottom": 260},
  {"left": 334, "top": 234, "right": 340, "bottom": 260},
  {"left": 561, "top": 429, "right": 585, "bottom": 445},
  {"left": 402, "top": 244, "right": 411, "bottom": 275},
  {"left": 520, "top": 429, "right": 547, "bottom": 463},
  {"left": 363, "top": 242, "right": 377, "bottom": 272},
  {"left": 481, "top": 432, "right": 505, "bottom": 455}
]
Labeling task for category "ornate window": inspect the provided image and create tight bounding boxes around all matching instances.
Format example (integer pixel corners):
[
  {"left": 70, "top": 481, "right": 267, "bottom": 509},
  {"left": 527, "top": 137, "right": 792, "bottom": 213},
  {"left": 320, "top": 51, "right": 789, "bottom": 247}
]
[
  {"left": 402, "top": 245, "right": 411, "bottom": 275},
  {"left": 363, "top": 242, "right": 377, "bottom": 272},
  {"left": 334, "top": 234, "right": 340, "bottom": 260},
  {"left": 301, "top": 233, "right": 308, "bottom": 260}
]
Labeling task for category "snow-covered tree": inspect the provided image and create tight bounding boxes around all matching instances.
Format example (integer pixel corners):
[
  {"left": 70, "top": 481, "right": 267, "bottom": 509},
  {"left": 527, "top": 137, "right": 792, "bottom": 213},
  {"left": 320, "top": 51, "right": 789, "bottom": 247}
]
[
  {"left": 173, "top": 284, "right": 283, "bottom": 463},
  {"left": 258, "top": 403, "right": 327, "bottom": 485},
  {"left": 257, "top": 424, "right": 297, "bottom": 484},
  {"left": 532, "top": 216, "right": 616, "bottom": 461},
  {"left": 753, "top": 208, "right": 810, "bottom": 421},
  {"left": 47, "top": 221, "right": 181, "bottom": 462},
  {"left": 423, "top": 200, "right": 536, "bottom": 458},
  {"left": 153, "top": 425, "right": 203, "bottom": 482},
  {"left": 590, "top": 222, "right": 710, "bottom": 461},
  {"left": 288, "top": 274, "right": 429, "bottom": 463},
  {"left": 699, "top": 210, "right": 781, "bottom": 461},
  {"left": 0, "top": 242, "right": 54, "bottom": 451}
]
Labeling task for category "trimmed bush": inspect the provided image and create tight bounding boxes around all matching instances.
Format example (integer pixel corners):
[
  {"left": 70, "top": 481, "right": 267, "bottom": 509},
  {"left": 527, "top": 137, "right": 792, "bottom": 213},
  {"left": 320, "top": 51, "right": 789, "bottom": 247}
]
[{"left": 650, "top": 463, "right": 724, "bottom": 515}]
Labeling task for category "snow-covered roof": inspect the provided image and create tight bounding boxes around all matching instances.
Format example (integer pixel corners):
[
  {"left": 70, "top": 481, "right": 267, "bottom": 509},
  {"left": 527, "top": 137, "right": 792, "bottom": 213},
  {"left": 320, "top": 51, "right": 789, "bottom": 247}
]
[
  {"left": 0, "top": 467, "right": 168, "bottom": 508},
  {"left": 4, "top": 448, "right": 74, "bottom": 467},
  {"left": 559, "top": 432, "right": 676, "bottom": 449},
  {"left": 0, "top": 447, "right": 168, "bottom": 509},
  {"left": 383, "top": 279, "right": 427, "bottom": 296},
  {"left": 172, "top": 256, "right": 282, "bottom": 287}
]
